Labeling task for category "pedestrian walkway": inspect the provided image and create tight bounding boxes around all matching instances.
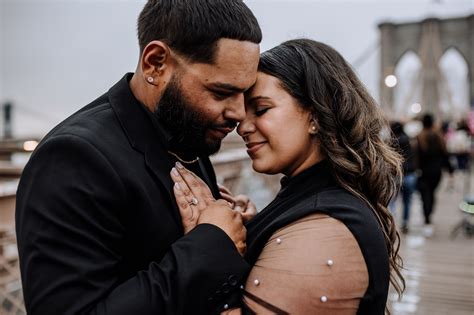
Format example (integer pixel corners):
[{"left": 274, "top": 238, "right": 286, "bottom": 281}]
[{"left": 388, "top": 171, "right": 474, "bottom": 315}]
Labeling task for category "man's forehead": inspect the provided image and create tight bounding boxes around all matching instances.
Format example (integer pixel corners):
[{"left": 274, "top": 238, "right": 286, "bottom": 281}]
[
  {"left": 175, "top": 38, "right": 259, "bottom": 89},
  {"left": 213, "top": 38, "right": 260, "bottom": 66},
  {"left": 186, "top": 61, "right": 258, "bottom": 90}
]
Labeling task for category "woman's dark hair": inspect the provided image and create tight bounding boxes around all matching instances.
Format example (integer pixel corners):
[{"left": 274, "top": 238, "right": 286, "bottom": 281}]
[
  {"left": 137, "top": 0, "right": 262, "bottom": 63},
  {"left": 390, "top": 121, "right": 404, "bottom": 136},
  {"left": 258, "top": 39, "right": 405, "bottom": 310}
]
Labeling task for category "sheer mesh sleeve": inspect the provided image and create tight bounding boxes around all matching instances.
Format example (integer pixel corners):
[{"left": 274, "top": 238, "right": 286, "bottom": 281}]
[{"left": 242, "top": 213, "right": 368, "bottom": 315}]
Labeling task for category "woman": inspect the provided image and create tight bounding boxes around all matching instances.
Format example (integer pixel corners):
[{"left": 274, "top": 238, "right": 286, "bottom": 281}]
[{"left": 171, "top": 39, "right": 404, "bottom": 314}]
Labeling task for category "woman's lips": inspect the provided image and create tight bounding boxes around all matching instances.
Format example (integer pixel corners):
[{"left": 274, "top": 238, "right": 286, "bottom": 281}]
[{"left": 246, "top": 141, "right": 267, "bottom": 155}]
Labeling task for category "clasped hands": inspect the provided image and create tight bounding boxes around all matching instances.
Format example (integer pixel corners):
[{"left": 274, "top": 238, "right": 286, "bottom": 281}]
[{"left": 170, "top": 162, "right": 257, "bottom": 256}]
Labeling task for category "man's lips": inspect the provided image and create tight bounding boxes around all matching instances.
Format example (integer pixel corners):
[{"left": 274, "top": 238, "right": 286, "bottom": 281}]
[
  {"left": 208, "top": 127, "right": 235, "bottom": 138},
  {"left": 214, "top": 127, "right": 235, "bottom": 134},
  {"left": 245, "top": 141, "right": 267, "bottom": 155}
]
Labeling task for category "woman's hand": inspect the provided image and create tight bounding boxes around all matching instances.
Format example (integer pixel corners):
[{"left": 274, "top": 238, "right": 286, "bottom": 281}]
[
  {"left": 219, "top": 184, "right": 257, "bottom": 223},
  {"left": 170, "top": 162, "right": 247, "bottom": 256},
  {"left": 170, "top": 163, "right": 215, "bottom": 233}
]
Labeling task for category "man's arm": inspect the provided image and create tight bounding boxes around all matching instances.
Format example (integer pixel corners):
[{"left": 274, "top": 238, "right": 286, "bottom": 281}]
[{"left": 16, "top": 134, "right": 249, "bottom": 315}]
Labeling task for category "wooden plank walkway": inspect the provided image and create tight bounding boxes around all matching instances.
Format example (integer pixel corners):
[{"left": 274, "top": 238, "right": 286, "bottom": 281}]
[{"left": 388, "top": 171, "right": 474, "bottom": 315}]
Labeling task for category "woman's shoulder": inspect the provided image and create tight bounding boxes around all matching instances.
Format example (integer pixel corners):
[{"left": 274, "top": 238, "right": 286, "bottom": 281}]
[
  {"left": 243, "top": 213, "right": 368, "bottom": 314},
  {"left": 285, "top": 186, "right": 378, "bottom": 231}
]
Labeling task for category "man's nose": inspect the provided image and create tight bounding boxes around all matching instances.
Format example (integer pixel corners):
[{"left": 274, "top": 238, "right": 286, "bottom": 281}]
[{"left": 224, "top": 94, "right": 246, "bottom": 122}]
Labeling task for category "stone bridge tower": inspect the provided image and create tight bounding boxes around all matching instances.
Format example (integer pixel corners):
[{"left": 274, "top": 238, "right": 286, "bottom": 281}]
[{"left": 378, "top": 14, "right": 473, "bottom": 118}]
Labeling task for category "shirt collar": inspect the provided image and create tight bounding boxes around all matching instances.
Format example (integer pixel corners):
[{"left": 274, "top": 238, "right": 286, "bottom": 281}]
[
  {"left": 122, "top": 73, "right": 173, "bottom": 150},
  {"left": 139, "top": 103, "right": 173, "bottom": 150},
  {"left": 278, "top": 159, "right": 336, "bottom": 198}
]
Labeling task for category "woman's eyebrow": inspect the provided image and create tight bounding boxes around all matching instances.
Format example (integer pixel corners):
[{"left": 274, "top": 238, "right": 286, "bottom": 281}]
[{"left": 246, "top": 95, "right": 272, "bottom": 104}]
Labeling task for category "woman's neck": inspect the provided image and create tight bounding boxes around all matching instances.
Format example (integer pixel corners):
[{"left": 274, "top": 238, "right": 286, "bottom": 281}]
[{"left": 285, "top": 150, "right": 326, "bottom": 178}]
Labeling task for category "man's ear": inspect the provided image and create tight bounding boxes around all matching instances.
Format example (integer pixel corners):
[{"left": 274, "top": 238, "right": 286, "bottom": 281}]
[{"left": 140, "top": 40, "right": 173, "bottom": 86}]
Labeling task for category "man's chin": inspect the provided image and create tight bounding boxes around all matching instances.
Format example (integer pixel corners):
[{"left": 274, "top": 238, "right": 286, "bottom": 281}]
[{"left": 204, "top": 138, "right": 222, "bottom": 156}]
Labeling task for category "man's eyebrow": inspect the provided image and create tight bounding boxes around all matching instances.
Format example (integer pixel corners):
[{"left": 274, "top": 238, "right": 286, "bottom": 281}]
[{"left": 208, "top": 82, "right": 247, "bottom": 93}]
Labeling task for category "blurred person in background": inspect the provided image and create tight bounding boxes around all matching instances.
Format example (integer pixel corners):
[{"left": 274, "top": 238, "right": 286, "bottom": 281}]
[
  {"left": 171, "top": 39, "right": 404, "bottom": 315},
  {"left": 416, "top": 113, "right": 453, "bottom": 237},
  {"left": 389, "top": 121, "right": 417, "bottom": 234},
  {"left": 447, "top": 119, "right": 471, "bottom": 171},
  {"left": 15, "top": 1, "right": 261, "bottom": 314}
]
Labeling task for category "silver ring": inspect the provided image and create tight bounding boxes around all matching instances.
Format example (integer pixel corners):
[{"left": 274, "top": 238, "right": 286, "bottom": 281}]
[{"left": 189, "top": 197, "right": 199, "bottom": 206}]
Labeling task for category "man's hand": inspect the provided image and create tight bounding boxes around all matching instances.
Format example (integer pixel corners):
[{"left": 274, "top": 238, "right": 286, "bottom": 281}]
[
  {"left": 171, "top": 163, "right": 247, "bottom": 256},
  {"left": 219, "top": 184, "right": 257, "bottom": 223}
]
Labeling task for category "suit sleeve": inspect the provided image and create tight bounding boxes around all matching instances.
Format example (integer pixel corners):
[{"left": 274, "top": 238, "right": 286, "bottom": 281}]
[{"left": 16, "top": 134, "right": 249, "bottom": 315}]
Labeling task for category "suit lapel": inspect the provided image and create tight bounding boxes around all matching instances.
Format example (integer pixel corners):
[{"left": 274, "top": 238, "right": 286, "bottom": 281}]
[
  {"left": 108, "top": 73, "right": 183, "bottom": 229},
  {"left": 143, "top": 142, "right": 183, "bottom": 228}
]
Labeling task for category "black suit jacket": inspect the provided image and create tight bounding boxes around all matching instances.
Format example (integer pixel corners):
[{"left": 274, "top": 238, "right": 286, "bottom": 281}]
[{"left": 16, "top": 74, "right": 249, "bottom": 315}]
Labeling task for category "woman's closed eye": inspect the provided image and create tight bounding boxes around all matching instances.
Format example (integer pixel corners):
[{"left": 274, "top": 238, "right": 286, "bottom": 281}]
[{"left": 255, "top": 107, "right": 270, "bottom": 116}]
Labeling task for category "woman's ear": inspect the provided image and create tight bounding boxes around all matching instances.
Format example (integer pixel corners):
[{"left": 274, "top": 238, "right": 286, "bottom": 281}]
[{"left": 309, "top": 116, "right": 319, "bottom": 135}]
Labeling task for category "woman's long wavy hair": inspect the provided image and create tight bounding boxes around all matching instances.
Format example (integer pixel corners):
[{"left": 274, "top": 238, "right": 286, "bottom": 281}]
[{"left": 258, "top": 39, "right": 405, "bottom": 311}]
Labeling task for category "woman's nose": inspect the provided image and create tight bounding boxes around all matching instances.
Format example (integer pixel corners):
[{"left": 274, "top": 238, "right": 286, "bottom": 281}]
[{"left": 237, "top": 116, "right": 255, "bottom": 138}]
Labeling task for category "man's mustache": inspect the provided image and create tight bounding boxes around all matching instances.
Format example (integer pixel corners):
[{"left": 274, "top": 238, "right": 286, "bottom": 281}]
[{"left": 212, "top": 121, "right": 237, "bottom": 129}]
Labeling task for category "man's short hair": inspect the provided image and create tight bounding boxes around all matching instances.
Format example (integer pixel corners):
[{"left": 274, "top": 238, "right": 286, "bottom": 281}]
[{"left": 137, "top": 0, "right": 262, "bottom": 64}]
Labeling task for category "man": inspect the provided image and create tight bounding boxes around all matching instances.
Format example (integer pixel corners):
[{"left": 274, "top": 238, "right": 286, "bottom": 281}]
[{"left": 15, "top": 1, "right": 261, "bottom": 314}]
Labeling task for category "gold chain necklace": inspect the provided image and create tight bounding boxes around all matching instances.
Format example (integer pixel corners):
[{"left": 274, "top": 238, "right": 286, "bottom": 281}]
[{"left": 167, "top": 151, "right": 200, "bottom": 164}]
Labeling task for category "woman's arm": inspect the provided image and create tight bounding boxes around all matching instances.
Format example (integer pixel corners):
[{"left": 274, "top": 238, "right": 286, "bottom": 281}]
[{"left": 242, "top": 213, "right": 369, "bottom": 315}]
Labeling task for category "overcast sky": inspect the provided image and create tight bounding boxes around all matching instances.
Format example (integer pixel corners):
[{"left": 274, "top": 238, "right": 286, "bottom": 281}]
[{"left": 0, "top": 0, "right": 472, "bottom": 137}]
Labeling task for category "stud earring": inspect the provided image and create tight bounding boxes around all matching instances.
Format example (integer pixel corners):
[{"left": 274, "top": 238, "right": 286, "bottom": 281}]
[
  {"left": 147, "top": 77, "right": 154, "bottom": 83},
  {"left": 312, "top": 126, "right": 316, "bottom": 131}
]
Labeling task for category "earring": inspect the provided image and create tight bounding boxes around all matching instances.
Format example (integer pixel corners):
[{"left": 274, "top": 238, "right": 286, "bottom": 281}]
[{"left": 147, "top": 77, "right": 154, "bottom": 83}]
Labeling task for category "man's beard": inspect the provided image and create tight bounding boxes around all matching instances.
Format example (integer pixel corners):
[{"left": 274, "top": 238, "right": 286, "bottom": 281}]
[{"left": 154, "top": 75, "right": 230, "bottom": 157}]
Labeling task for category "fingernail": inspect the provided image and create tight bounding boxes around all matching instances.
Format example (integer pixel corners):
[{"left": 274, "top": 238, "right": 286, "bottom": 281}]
[
  {"left": 171, "top": 167, "right": 179, "bottom": 176},
  {"left": 234, "top": 206, "right": 243, "bottom": 212},
  {"left": 176, "top": 161, "right": 184, "bottom": 169},
  {"left": 174, "top": 182, "right": 181, "bottom": 190}
]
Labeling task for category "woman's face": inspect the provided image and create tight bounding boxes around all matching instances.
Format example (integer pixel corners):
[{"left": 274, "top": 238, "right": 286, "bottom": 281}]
[{"left": 237, "top": 72, "right": 321, "bottom": 177}]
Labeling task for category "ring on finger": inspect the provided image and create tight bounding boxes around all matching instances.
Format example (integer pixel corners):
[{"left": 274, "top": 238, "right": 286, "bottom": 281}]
[{"left": 189, "top": 197, "right": 199, "bottom": 206}]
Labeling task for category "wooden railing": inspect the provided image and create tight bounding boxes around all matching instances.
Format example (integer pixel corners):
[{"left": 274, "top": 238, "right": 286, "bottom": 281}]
[{"left": 0, "top": 188, "right": 25, "bottom": 315}]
